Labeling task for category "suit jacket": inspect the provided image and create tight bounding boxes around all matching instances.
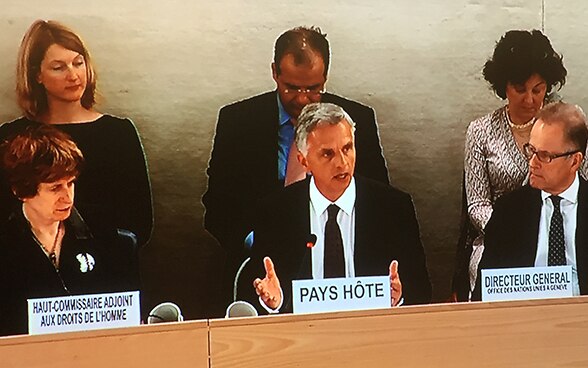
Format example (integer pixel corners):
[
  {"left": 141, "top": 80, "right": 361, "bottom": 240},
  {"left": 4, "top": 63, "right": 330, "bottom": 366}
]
[
  {"left": 472, "top": 179, "right": 588, "bottom": 300},
  {"left": 202, "top": 91, "right": 389, "bottom": 262},
  {"left": 237, "top": 176, "right": 431, "bottom": 313},
  {"left": 0, "top": 208, "right": 140, "bottom": 336}
]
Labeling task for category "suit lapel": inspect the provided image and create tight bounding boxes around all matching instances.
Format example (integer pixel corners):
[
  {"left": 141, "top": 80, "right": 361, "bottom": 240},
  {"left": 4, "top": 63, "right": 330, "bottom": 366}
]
[
  {"left": 353, "top": 177, "right": 372, "bottom": 276},
  {"left": 282, "top": 179, "right": 312, "bottom": 312},
  {"left": 519, "top": 187, "right": 543, "bottom": 266},
  {"left": 256, "top": 91, "right": 281, "bottom": 187},
  {"left": 575, "top": 179, "right": 588, "bottom": 293},
  {"left": 288, "top": 178, "right": 312, "bottom": 280}
]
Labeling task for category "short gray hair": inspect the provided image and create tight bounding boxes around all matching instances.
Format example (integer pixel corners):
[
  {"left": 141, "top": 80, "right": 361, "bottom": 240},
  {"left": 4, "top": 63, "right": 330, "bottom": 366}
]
[
  {"left": 295, "top": 102, "right": 355, "bottom": 154},
  {"left": 536, "top": 101, "right": 588, "bottom": 154}
]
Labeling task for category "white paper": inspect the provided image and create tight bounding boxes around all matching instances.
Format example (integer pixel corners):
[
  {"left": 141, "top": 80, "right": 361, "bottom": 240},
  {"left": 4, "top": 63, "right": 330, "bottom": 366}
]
[
  {"left": 292, "top": 276, "right": 390, "bottom": 314},
  {"left": 28, "top": 291, "right": 141, "bottom": 335},
  {"left": 481, "top": 266, "right": 573, "bottom": 302}
]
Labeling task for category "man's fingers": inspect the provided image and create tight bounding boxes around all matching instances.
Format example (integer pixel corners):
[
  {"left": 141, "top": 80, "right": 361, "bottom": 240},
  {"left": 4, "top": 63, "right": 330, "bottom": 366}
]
[
  {"left": 389, "top": 260, "right": 399, "bottom": 277},
  {"left": 252, "top": 257, "right": 281, "bottom": 309},
  {"left": 264, "top": 257, "right": 276, "bottom": 278},
  {"left": 253, "top": 278, "right": 264, "bottom": 296},
  {"left": 389, "top": 260, "right": 402, "bottom": 307}
]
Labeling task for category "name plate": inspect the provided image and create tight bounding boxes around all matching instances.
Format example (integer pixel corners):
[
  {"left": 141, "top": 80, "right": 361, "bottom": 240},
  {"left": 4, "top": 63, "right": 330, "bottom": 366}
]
[
  {"left": 292, "top": 276, "right": 390, "bottom": 314},
  {"left": 28, "top": 291, "right": 141, "bottom": 335},
  {"left": 481, "top": 266, "right": 573, "bottom": 302}
]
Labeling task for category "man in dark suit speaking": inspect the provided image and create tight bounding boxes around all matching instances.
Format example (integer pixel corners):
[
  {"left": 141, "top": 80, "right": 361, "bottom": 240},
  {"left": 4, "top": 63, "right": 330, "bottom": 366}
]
[
  {"left": 473, "top": 102, "right": 588, "bottom": 300},
  {"left": 237, "top": 103, "right": 430, "bottom": 313},
  {"left": 203, "top": 26, "right": 389, "bottom": 305}
]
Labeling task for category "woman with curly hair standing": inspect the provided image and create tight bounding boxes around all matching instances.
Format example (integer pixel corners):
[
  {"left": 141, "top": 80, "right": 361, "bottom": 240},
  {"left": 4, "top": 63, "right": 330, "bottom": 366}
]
[{"left": 452, "top": 30, "right": 576, "bottom": 301}]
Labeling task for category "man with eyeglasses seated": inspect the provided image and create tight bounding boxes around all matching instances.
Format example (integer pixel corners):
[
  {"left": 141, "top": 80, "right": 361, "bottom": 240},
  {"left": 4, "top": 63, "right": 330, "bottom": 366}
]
[
  {"left": 203, "top": 26, "right": 389, "bottom": 310},
  {"left": 472, "top": 102, "right": 588, "bottom": 300}
]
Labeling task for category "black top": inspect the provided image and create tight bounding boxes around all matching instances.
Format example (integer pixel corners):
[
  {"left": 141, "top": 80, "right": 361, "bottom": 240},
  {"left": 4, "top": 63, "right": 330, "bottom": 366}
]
[
  {"left": 0, "top": 115, "right": 153, "bottom": 247},
  {"left": 0, "top": 208, "right": 140, "bottom": 336}
]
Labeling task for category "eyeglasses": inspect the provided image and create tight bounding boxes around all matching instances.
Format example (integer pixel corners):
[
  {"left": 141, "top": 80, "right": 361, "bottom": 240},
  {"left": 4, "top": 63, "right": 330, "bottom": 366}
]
[
  {"left": 522, "top": 143, "right": 580, "bottom": 163},
  {"left": 282, "top": 85, "right": 325, "bottom": 97}
]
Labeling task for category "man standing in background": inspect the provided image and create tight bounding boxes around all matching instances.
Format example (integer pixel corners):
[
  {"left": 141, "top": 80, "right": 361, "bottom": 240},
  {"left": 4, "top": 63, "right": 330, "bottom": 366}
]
[
  {"left": 203, "top": 26, "right": 389, "bottom": 309},
  {"left": 237, "top": 102, "right": 430, "bottom": 313}
]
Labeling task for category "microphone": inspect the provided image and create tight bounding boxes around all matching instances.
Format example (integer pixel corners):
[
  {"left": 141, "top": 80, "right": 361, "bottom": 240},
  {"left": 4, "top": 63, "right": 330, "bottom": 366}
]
[
  {"left": 225, "top": 301, "right": 258, "bottom": 318},
  {"left": 279, "top": 234, "right": 318, "bottom": 313},
  {"left": 147, "top": 302, "right": 184, "bottom": 324},
  {"left": 306, "top": 234, "right": 317, "bottom": 248},
  {"left": 298, "top": 234, "right": 317, "bottom": 275}
]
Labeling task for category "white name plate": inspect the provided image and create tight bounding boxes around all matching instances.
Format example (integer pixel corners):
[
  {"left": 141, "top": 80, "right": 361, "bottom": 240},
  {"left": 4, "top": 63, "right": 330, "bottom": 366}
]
[
  {"left": 28, "top": 291, "right": 141, "bottom": 335},
  {"left": 481, "top": 266, "right": 573, "bottom": 302},
  {"left": 292, "top": 276, "right": 390, "bottom": 314}
]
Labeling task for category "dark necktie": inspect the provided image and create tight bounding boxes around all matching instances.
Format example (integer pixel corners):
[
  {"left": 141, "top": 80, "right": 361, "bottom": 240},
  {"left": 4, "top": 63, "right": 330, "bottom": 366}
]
[
  {"left": 324, "top": 204, "right": 345, "bottom": 278},
  {"left": 548, "top": 195, "right": 566, "bottom": 266}
]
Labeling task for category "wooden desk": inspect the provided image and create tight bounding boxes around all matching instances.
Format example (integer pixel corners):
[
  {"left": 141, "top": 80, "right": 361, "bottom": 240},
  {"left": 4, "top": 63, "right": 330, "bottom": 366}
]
[
  {"left": 209, "top": 297, "right": 588, "bottom": 368},
  {"left": 0, "top": 320, "right": 209, "bottom": 368},
  {"left": 3, "top": 297, "right": 588, "bottom": 367}
]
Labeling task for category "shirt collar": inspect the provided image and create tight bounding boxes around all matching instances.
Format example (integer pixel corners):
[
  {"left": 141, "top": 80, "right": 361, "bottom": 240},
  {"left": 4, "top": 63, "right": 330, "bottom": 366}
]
[
  {"left": 309, "top": 176, "right": 356, "bottom": 217},
  {"left": 18, "top": 205, "right": 93, "bottom": 240},
  {"left": 541, "top": 172, "right": 579, "bottom": 204},
  {"left": 277, "top": 93, "right": 292, "bottom": 126}
]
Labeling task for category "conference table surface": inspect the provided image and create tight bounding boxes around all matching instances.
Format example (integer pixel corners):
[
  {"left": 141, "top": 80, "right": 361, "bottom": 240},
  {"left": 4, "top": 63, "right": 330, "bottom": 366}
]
[
  {"left": 2, "top": 297, "right": 588, "bottom": 367},
  {"left": 0, "top": 319, "right": 209, "bottom": 368},
  {"left": 209, "top": 297, "right": 588, "bottom": 367}
]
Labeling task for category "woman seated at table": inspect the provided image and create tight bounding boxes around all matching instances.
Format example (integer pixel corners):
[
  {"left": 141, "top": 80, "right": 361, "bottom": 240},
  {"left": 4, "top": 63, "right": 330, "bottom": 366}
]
[{"left": 0, "top": 125, "right": 139, "bottom": 336}]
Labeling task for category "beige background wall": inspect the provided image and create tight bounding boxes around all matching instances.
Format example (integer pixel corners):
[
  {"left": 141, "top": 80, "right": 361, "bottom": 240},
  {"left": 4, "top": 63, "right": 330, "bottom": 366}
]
[{"left": 0, "top": 0, "right": 585, "bottom": 318}]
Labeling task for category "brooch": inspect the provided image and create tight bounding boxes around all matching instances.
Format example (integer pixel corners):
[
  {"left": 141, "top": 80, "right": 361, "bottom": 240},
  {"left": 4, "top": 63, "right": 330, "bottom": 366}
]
[{"left": 76, "top": 253, "right": 96, "bottom": 273}]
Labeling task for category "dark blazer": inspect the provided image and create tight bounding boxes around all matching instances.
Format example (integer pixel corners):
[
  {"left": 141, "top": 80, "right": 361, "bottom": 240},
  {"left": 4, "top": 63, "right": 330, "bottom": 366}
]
[
  {"left": 472, "top": 179, "right": 588, "bottom": 300},
  {"left": 237, "top": 176, "right": 431, "bottom": 313},
  {"left": 202, "top": 91, "right": 389, "bottom": 260},
  {"left": 0, "top": 208, "right": 140, "bottom": 336},
  {"left": 0, "top": 116, "right": 153, "bottom": 248}
]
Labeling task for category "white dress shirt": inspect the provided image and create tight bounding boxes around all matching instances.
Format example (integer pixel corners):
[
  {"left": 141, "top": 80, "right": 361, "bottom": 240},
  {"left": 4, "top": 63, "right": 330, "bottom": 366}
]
[
  {"left": 535, "top": 173, "right": 580, "bottom": 296},
  {"left": 309, "top": 176, "right": 356, "bottom": 279},
  {"left": 260, "top": 177, "right": 357, "bottom": 313}
]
